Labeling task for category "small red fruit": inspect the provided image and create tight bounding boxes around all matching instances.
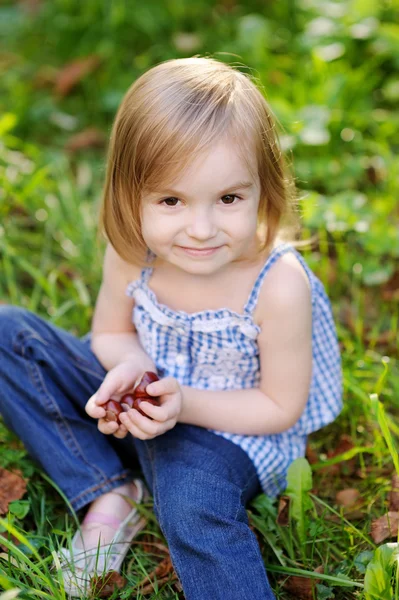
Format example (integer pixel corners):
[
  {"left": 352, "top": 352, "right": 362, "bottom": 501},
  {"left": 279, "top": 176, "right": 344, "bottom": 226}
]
[
  {"left": 103, "top": 371, "right": 160, "bottom": 423},
  {"left": 131, "top": 371, "right": 160, "bottom": 417},
  {"left": 104, "top": 399, "right": 123, "bottom": 422}
]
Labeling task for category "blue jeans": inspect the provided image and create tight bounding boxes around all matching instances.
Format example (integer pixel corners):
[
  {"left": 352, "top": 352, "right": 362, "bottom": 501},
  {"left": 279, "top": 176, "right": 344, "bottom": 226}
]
[{"left": 0, "top": 305, "right": 276, "bottom": 599}]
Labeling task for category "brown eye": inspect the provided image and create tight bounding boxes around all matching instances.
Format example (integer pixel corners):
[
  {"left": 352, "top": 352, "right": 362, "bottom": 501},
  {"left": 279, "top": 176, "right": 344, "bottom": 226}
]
[
  {"left": 221, "top": 195, "right": 239, "bottom": 204},
  {"left": 161, "top": 197, "right": 179, "bottom": 206}
]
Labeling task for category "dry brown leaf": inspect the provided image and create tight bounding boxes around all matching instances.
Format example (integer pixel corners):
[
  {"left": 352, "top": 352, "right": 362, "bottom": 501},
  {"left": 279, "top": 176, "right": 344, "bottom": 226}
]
[
  {"left": 0, "top": 552, "right": 24, "bottom": 568},
  {"left": 140, "top": 574, "right": 178, "bottom": 596},
  {"left": 319, "top": 434, "right": 357, "bottom": 477},
  {"left": 305, "top": 444, "right": 319, "bottom": 465},
  {"left": 55, "top": 55, "right": 101, "bottom": 97},
  {"left": 248, "top": 521, "right": 266, "bottom": 554},
  {"left": 277, "top": 495, "right": 290, "bottom": 526},
  {"left": 89, "top": 571, "right": 126, "bottom": 597},
  {"left": 336, "top": 488, "right": 360, "bottom": 508},
  {"left": 282, "top": 565, "right": 323, "bottom": 599},
  {"left": 138, "top": 555, "right": 177, "bottom": 595},
  {"left": 326, "top": 508, "right": 365, "bottom": 523},
  {"left": 382, "top": 270, "right": 399, "bottom": 301},
  {"left": 0, "top": 531, "right": 20, "bottom": 552},
  {"left": 0, "top": 468, "right": 28, "bottom": 515},
  {"left": 33, "top": 65, "right": 58, "bottom": 89},
  {"left": 65, "top": 128, "right": 106, "bottom": 152},
  {"left": 389, "top": 474, "right": 399, "bottom": 511},
  {"left": 370, "top": 511, "right": 399, "bottom": 543},
  {"left": 134, "top": 534, "right": 169, "bottom": 557}
]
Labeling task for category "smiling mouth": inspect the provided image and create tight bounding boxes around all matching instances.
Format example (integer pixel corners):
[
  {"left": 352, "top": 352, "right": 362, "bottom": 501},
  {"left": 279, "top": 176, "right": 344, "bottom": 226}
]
[
  {"left": 178, "top": 246, "right": 222, "bottom": 255},
  {"left": 181, "top": 246, "right": 220, "bottom": 250}
]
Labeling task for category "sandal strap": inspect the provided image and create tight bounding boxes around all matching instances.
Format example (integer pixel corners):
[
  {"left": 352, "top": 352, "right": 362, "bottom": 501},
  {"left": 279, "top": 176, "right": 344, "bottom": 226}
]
[
  {"left": 82, "top": 511, "right": 123, "bottom": 529},
  {"left": 80, "top": 480, "right": 145, "bottom": 530}
]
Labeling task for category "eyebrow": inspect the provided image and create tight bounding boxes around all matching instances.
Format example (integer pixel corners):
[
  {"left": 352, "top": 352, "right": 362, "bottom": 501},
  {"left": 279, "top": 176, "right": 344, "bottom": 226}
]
[{"left": 155, "top": 181, "right": 254, "bottom": 198}]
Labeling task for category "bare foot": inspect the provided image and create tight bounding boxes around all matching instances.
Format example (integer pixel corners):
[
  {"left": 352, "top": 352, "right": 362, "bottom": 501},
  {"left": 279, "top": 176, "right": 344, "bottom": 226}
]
[{"left": 74, "top": 481, "right": 140, "bottom": 550}]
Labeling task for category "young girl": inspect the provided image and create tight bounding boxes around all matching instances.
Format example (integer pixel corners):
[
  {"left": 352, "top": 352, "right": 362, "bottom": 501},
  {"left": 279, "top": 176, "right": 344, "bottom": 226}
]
[{"left": 0, "top": 57, "right": 342, "bottom": 599}]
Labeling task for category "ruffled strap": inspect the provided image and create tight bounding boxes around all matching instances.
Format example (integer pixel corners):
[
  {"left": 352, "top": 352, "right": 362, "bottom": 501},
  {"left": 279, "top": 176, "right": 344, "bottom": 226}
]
[
  {"left": 243, "top": 243, "right": 292, "bottom": 314},
  {"left": 243, "top": 243, "right": 319, "bottom": 316},
  {"left": 125, "top": 248, "right": 155, "bottom": 297}
]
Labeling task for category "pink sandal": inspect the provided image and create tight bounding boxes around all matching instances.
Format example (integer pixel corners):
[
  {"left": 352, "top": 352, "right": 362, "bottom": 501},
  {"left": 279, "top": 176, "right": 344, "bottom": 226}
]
[{"left": 56, "top": 479, "right": 149, "bottom": 597}]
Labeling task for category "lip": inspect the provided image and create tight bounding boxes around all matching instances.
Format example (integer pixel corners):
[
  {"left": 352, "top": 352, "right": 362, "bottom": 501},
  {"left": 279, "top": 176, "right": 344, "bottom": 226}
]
[{"left": 178, "top": 246, "right": 221, "bottom": 257}]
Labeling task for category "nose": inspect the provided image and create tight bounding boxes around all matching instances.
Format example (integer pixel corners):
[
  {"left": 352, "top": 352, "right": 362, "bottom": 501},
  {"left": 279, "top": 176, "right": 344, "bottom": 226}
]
[{"left": 186, "top": 206, "right": 218, "bottom": 241}]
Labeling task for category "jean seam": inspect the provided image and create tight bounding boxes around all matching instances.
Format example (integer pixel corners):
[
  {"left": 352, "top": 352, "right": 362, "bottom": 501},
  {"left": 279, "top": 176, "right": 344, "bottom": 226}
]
[
  {"left": 235, "top": 472, "right": 259, "bottom": 520},
  {"left": 14, "top": 330, "right": 112, "bottom": 484},
  {"left": 13, "top": 329, "right": 106, "bottom": 379},
  {"left": 71, "top": 470, "right": 134, "bottom": 508}
]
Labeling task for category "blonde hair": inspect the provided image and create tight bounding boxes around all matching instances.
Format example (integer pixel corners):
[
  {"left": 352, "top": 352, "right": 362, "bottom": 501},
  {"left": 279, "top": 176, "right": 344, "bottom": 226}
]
[{"left": 98, "top": 56, "right": 302, "bottom": 266}]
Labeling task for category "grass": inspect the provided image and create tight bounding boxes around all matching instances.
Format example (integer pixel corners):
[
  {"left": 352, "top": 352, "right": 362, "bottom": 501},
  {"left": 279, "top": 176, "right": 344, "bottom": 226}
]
[{"left": 0, "top": 0, "right": 399, "bottom": 598}]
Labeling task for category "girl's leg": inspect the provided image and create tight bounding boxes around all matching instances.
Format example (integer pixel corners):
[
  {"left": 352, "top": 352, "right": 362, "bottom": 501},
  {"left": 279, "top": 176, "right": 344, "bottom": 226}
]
[
  {"left": 132, "top": 424, "right": 276, "bottom": 600},
  {"left": 0, "top": 305, "right": 140, "bottom": 512}
]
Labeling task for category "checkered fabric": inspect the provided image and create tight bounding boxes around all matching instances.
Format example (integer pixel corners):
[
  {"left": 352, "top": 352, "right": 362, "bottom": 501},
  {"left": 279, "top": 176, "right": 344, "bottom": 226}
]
[{"left": 125, "top": 243, "right": 343, "bottom": 497}]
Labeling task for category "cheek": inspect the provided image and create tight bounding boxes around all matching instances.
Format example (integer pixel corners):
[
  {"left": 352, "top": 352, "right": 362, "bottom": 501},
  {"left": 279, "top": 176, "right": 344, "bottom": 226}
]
[
  {"left": 229, "top": 210, "right": 258, "bottom": 238},
  {"left": 141, "top": 211, "right": 177, "bottom": 248}
]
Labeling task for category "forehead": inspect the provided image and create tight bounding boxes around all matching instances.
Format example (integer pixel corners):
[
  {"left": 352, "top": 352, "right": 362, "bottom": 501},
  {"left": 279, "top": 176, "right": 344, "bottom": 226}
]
[{"left": 165, "top": 135, "right": 258, "bottom": 191}]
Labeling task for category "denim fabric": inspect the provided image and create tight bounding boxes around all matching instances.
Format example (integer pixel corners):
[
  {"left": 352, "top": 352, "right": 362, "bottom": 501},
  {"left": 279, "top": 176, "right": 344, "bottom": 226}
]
[{"left": 0, "top": 305, "right": 276, "bottom": 599}]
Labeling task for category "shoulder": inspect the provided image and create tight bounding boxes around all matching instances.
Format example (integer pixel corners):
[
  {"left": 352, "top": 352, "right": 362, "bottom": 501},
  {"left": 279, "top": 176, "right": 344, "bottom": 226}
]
[
  {"left": 254, "top": 251, "right": 312, "bottom": 327},
  {"left": 103, "top": 243, "right": 143, "bottom": 287}
]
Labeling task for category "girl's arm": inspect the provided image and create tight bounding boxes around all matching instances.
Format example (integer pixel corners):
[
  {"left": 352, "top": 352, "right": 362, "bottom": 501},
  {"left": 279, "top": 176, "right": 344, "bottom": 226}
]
[
  {"left": 90, "top": 243, "right": 154, "bottom": 372},
  {"left": 179, "top": 256, "right": 313, "bottom": 436}
]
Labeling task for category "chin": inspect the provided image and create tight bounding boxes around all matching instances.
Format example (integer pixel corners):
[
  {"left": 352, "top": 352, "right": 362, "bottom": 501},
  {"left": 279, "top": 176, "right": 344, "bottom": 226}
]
[{"left": 176, "top": 259, "right": 223, "bottom": 275}]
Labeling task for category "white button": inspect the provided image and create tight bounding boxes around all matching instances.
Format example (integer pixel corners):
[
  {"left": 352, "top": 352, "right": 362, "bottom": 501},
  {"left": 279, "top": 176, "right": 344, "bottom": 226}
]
[
  {"left": 177, "top": 327, "right": 185, "bottom": 335},
  {"left": 175, "top": 354, "right": 186, "bottom": 366}
]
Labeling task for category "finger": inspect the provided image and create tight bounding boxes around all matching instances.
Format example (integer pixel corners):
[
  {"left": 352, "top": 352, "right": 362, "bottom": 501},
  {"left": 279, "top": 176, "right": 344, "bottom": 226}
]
[
  {"left": 112, "top": 423, "right": 129, "bottom": 439},
  {"left": 138, "top": 401, "right": 168, "bottom": 422},
  {"left": 119, "top": 409, "right": 159, "bottom": 437},
  {"left": 119, "top": 412, "right": 153, "bottom": 440},
  {"left": 146, "top": 376, "right": 179, "bottom": 397},
  {"left": 98, "top": 418, "right": 119, "bottom": 436},
  {"left": 95, "top": 372, "right": 125, "bottom": 405},
  {"left": 85, "top": 395, "right": 106, "bottom": 419}
]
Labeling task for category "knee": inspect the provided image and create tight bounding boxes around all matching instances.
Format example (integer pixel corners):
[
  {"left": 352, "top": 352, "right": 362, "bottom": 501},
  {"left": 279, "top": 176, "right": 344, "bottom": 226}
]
[{"left": 155, "top": 467, "right": 241, "bottom": 536}]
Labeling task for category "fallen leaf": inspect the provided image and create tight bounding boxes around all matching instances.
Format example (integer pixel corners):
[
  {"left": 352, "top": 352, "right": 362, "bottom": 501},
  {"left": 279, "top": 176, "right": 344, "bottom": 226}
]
[
  {"left": 55, "top": 55, "right": 101, "bottom": 97},
  {"left": 248, "top": 520, "right": 266, "bottom": 554},
  {"left": 319, "top": 434, "right": 357, "bottom": 477},
  {"left": 370, "top": 511, "right": 399, "bottom": 543},
  {"left": 336, "top": 488, "right": 361, "bottom": 508},
  {"left": 138, "top": 555, "right": 177, "bottom": 595},
  {"left": 282, "top": 565, "right": 323, "bottom": 599},
  {"left": 0, "top": 468, "right": 28, "bottom": 515},
  {"left": 277, "top": 495, "right": 290, "bottom": 526},
  {"left": 33, "top": 65, "right": 58, "bottom": 89},
  {"left": 382, "top": 270, "right": 399, "bottom": 302},
  {"left": 0, "top": 553, "right": 23, "bottom": 567},
  {"left": 89, "top": 571, "right": 126, "bottom": 597},
  {"left": 305, "top": 444, "right": 319, "bottom": 465},
  {"left": 135, "top": 534, "right": 169, "bottom": 557},
  {"left": 0, "top": 532, "right": 20, "bottom": 553},
  {"left": 366, "top": 164, "right": 384, "bottom": 186},
  {"left": 389, "top": 474, "right": 399, "bottom": 511},
  {"left": 326, "top": 508, "right": 365, "bottom": 523},
  {"left": 65, "top": 128, "right": 106, "bottom": 152}
]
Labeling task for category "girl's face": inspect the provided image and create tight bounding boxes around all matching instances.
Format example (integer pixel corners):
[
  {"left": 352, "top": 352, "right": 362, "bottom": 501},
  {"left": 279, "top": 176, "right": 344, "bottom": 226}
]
[{"left": 140, "top": 136, "right": 261, "bottom": 277}]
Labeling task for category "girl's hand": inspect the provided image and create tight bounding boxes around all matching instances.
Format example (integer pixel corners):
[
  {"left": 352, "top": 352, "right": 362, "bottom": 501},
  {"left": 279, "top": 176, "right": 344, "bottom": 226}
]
[
  {"left": 85, "top": 359, "right": 156, "bottom": 439},
  {"left": 119, "top": 376, "right": 183, "bottom": 440}
]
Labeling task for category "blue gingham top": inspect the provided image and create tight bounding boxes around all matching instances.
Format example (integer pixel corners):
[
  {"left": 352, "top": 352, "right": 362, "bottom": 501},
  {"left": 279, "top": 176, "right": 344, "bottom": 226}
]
[{"left": 125, "top": 243, "right": 343, "bottom": 497}]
